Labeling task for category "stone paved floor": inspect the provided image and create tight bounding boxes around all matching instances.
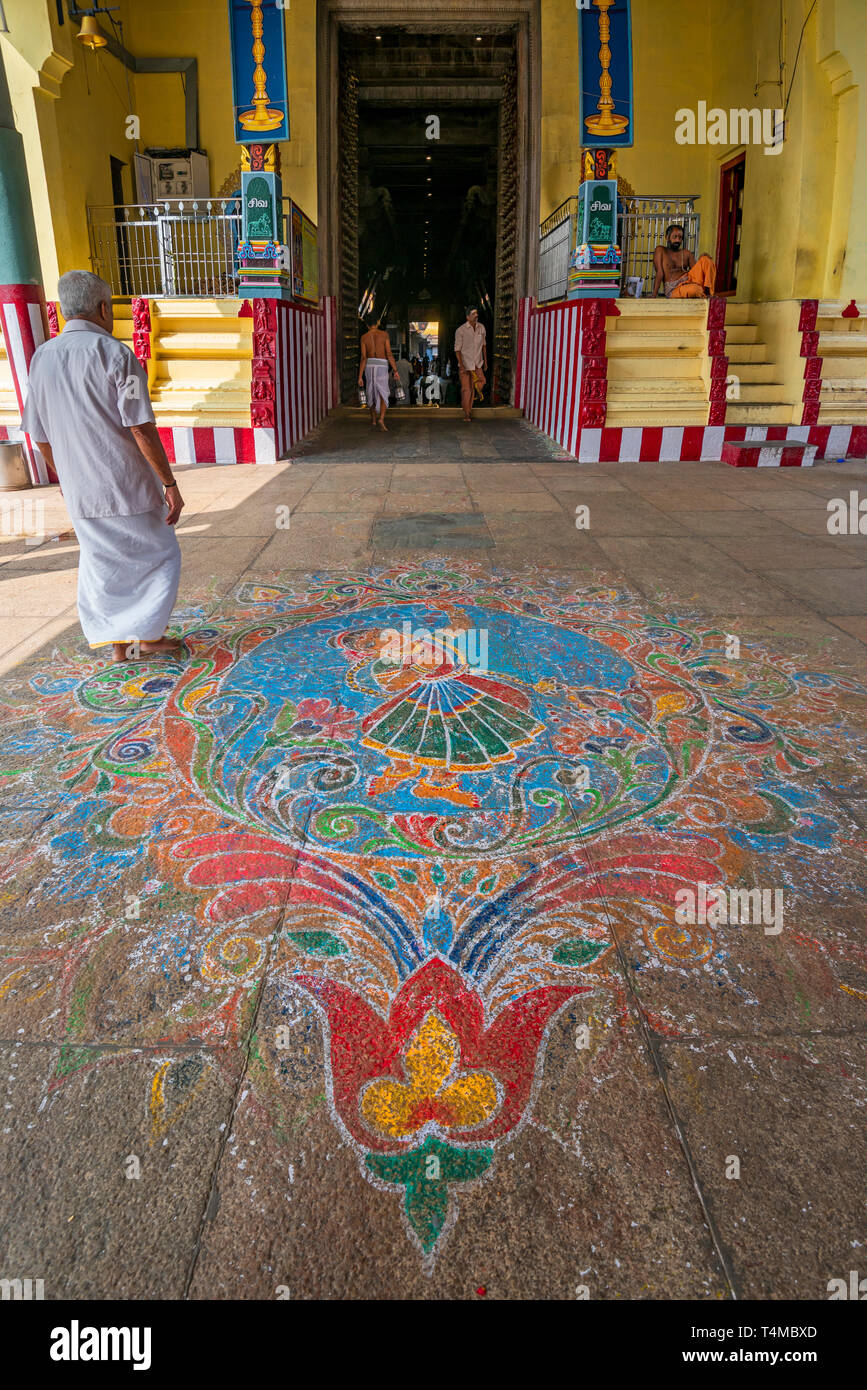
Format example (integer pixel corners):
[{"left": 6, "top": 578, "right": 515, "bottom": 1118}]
[{"left": 0, "top": 411, "right": 865, "bottom": 1300}]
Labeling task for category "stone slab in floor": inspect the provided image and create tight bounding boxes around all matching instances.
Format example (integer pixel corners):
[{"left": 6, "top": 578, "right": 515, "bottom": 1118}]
[{"left": 371, "top": 512, "right": 494, "bottom": 549}]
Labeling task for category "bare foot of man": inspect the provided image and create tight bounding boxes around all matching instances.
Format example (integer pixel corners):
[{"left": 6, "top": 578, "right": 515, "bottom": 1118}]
[{"left": 113, "top": 636, "right": 183, "bottom": 663}]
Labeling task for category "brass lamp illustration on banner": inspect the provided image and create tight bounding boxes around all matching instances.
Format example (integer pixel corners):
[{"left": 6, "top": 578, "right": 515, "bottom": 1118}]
[
  {"left": 239, "top": 0, "right": 284, "bottom": 133},
  {"left": 584, "top": 0, "right": 630, "bottom": 138}
]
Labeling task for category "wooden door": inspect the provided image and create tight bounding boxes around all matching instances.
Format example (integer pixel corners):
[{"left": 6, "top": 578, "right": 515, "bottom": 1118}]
[{"left": 715, "top": 154, "right": 745, "bottom": 295}]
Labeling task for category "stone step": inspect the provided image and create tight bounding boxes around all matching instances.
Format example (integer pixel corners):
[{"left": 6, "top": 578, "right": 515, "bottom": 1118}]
[
  {"left": 607, "top": 382, "right": 707, "bottom": 403},
  {"left": 730, "top": 361, "right": 780, "bottom": 383},
  {"left": 723, "top": 325, "right": 760, "bottom": 344},
  {"left": 820, "top": 357, "right": 867, "bottom": 378},
  {"left": 818, "top": 332, "right": 867, "bottom": 355},
  {"left": 607, "top": 357, "right": 705, "bottom": 381},
  {"left": 150, "top": 411, "right": 251, "bottom": 426},
  {"left": 151, "top": 298, "right": 246, "bottom": 321},
  {"left": 605, "top": 405, "right": 709, "bottom": 427},
  {"left": 726, "top": 343, "right": 770, "bottom": 364},
  {"left": 154, "top": 331, "right": 252, "bottom": 357},
  {"left": 612, "top": 299, "right": 707, "bottom": 319},
  {"left": 605, "top": 330, "right": 705, "bottom": 356},
  {"left": 725, "top": 402, "right": 796, "bottom": 425},
  {"left": 722, "top": 439, "right": 816, "bottom": 468},
  {"left": 733, "top": 382, "right": 789, "bottom": 403},
  {"left": 150, "top": 384, "right": 250, "bottom": 406},
  {"left": 820, "top": 381, "right": 867, "bottom": 402},
  {"left": 152, "top": 359, "right": 251, "bottom": 385},
  {"left": 722, "top": 302, "right": 753, "bottom": 325}
]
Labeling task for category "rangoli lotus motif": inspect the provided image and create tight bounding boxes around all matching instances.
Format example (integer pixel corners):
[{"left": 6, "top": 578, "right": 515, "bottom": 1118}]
[{"left": 0, "top": 564, "right": 862, "bottom": 1260}]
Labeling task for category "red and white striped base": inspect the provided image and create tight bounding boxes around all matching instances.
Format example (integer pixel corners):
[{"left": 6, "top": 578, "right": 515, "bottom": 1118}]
[
  {"left": 157, "top": 426, "right": 276, "bottom": 466},
  {"left": 514, "top": 296, "right": 867, "bottom": 464},
  {"left": 272, "top": 297, "right": 337, "bottom": 456},
  {"left": 569, "top": 423, "right": 867, "bottom": 464}
]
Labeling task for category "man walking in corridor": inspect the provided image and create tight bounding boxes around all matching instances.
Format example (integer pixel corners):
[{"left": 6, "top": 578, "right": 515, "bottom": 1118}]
[
  {"left": 22, "top": 270, "right": 184, "bottom": 664},
  {"left": 455, "top": 307, "right": 487, "bottom": 422}
]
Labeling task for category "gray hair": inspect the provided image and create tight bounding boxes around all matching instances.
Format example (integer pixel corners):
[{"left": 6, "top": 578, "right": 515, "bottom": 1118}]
[{"left": 58, "top": 270, "right": 112, "bottom": 320}]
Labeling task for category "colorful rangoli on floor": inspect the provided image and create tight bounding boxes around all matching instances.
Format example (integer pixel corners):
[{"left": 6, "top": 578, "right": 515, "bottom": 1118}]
[{"left": 0, "top": 564, "right": 863, "bottom": 1261}]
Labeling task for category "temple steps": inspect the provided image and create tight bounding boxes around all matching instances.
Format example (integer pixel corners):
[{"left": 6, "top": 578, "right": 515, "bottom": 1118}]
[
  {"left": 815, "top": 303, "right": 867, "bottom": 421},
  {"left": 147, "top": 298, "right": 252, "bottom": 426},
  {"left": 604, "top": 299, "right": 708, "bottom": 425},
  {"left": 722, "top": 303, "right": 792, "bottom": 424}
]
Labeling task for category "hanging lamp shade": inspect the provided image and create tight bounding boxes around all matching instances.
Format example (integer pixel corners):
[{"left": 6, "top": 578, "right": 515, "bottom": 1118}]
[{"left": 77, "top": 17, "right": 107, "bottom": 49}]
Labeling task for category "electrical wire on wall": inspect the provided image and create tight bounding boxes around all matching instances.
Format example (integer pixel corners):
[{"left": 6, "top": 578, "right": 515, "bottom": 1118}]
[
  {"left": 755, "top": 0, "right": 785, "bottom": 104},
  {"left": 785, "top": 0, "right": 819, "bottom": 120}
]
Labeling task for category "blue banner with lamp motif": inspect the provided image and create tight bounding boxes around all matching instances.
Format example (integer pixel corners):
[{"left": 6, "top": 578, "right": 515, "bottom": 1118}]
[
  {"left": 578, "top": 0, "right": 634, "bottom": 149},
  {"left": 229, "top": 0, "right": 290, "bottom": 146}
]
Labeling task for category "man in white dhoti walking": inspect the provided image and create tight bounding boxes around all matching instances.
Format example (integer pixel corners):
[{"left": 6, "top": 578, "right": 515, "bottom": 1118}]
[
  {"left": 358, "top": 318, "right": 399, "bottom": 432},
  {"left": 22, "top": 270, "right": 184, "bottom": 664}
]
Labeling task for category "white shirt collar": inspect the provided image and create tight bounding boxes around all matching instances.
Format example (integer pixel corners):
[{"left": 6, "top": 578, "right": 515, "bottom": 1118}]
[{"left": 62, "top": 319, "right": 113, "bottom": 337}]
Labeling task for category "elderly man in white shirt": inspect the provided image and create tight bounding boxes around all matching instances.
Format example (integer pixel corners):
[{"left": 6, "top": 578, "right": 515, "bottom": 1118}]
[
  {"left": 454, "top": 307, "right": 487, "bottom": 422},
  {"left": 22, "top": 270, "right": 184, "bottom": 664}
]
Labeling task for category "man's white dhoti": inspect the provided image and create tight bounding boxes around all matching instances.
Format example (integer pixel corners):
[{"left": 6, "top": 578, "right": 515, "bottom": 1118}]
[
  {"left": 73, "top": 506, "right": 181, "bottom": 647},
  {"left": 364, "top": 357, "right": 390, "bottom": 412}
]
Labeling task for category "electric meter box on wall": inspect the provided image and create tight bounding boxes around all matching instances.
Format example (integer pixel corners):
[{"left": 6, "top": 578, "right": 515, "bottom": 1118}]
[{"left": 134, "top": 149, "right": 210, "bottom": 203}]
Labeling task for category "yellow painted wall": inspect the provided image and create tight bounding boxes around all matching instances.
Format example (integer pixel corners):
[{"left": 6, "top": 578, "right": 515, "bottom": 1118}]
[
  {"left": 817, "top": 0, "right": 867, "bottom": 300},
  {"left": 705, "top": 0, "right": 839, "bottom": 302},
  {"left": 2, "top": 0, "right": 317, "bottom": 297},
  {"left": 124, "top": 0, "right": 317, "bottom": 215},
  {"left": 541, "top": 0, "right": 866, "bottom": 300},
  {"left": 540, "top": 0, "right": 580, "bottom": 217},
  {"left": 541, "top": 1, "right": 715, "bottom": 235},
  {"left": 2, "top": 0, "right": 140, "bottom": 296},
  {"left": 3, "top": 0, "right": 864, "bottom": 303}
]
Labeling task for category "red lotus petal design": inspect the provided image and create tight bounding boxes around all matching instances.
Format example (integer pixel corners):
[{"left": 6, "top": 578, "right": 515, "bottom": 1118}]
[{"left": 294, "top": 958, "right": 590, "bottom": 1151}]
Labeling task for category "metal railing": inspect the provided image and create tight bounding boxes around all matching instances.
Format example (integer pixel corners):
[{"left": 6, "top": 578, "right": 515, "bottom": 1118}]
[
  {"left": 87, "top": 200, "right": 244, "bottom": 297},
  {"left": 538, "top": 197, "right": 577, "bottom": 304},
  {"left": 538, "top": 194, "right": 701, "bottom": 302},
  {"left": 619, "top": 196, "right": 700, "bottom": 297}
]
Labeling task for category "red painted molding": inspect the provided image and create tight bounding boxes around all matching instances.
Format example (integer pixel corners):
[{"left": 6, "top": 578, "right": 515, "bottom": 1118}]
[
  {"left": 131, "top": 297, "right": 152, "bottom": 365},
  {"left": 798, "top": 300, "right": 818, "bottom": 333},
  {"left": 706, "top": 296, "right": 728, "bottom": 426},
  {"left": 799, "top": 300, "right": 823, "bottom": 426},
  {"left": 578, "top": 299, "right": 610, "bottom": 429}
]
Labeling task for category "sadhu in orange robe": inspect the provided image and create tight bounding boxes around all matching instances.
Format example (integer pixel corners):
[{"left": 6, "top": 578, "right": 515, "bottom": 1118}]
[{"left": 667, "top": 254, "right": 717, "bottom": 299}]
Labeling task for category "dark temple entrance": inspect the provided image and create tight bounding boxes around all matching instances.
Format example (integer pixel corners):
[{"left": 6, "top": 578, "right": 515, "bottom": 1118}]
[{"left": 317, "top": 6, "right": 541, "bottom": 407}]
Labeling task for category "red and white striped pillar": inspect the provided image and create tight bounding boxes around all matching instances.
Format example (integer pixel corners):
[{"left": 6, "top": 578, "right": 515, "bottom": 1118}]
[
  {"left": 0, "top": 284, "right": 55, "bottom": 484},
  {"left": 0, "top": 48, "right": 56, "bottom": 484}
]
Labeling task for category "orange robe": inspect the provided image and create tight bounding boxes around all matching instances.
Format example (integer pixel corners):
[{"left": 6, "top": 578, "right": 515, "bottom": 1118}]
[{"left": 669, "top": 254, "right": 717, "bottom": 298}]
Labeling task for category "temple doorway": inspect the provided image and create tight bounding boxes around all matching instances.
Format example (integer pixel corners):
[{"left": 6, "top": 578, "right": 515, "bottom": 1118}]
[{"left": 316, "top": 3, "right": 541, "bottom": 405}]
